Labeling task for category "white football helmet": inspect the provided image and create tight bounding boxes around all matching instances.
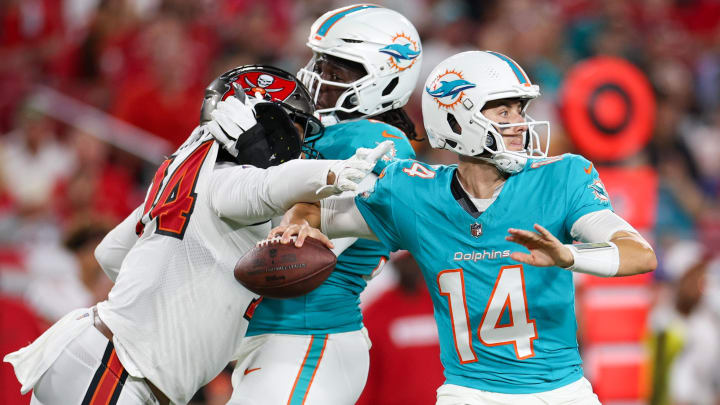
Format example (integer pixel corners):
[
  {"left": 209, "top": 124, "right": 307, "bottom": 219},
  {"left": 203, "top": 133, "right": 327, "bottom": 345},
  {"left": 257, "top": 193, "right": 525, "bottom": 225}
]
[
  {"left": 422, "top": 51, "right": 551, "bottom": 173},
  {"left": 297, "top": 4, "right": 422, "bottom": 122}
]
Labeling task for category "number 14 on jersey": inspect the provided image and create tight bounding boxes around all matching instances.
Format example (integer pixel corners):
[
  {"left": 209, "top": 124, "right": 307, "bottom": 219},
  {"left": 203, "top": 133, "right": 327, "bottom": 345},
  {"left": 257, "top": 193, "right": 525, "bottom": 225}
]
[{"left": 438, "top": 265, "right": 537, "bottom": 362}]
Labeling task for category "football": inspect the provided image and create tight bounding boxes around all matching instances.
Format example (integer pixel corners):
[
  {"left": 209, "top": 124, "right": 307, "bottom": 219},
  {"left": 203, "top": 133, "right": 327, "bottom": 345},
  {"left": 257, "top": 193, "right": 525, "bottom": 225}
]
[{"left": 234, "top": 236, "right": 337, "bottom": 299}]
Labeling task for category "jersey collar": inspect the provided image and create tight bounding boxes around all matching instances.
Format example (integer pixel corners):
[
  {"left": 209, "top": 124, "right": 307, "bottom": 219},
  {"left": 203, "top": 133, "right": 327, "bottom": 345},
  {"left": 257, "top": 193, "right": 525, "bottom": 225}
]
[{"left": 451, "top": 170, "right": 481, "bottom": 219}]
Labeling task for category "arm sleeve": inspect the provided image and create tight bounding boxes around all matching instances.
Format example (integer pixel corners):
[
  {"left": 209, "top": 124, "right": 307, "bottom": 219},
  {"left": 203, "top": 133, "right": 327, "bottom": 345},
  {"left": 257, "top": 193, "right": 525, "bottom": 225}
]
[
  {"left": 208, "top": 159, "right": 338, "bottom": 225},
  {"left": 564, "top": 156, "right": 614, "bottom": 234},
  {"left": 94, "top": 206, "right": 143, "bottom": 282},
  {"left": 320, "top": 195, "right": 377, "bottom": 240},
  {"left": 570, "top": 209, "right": 638, "bottom": 242},
  {"left": 320, "top": 173, "right": 377, "bottom": 252}
]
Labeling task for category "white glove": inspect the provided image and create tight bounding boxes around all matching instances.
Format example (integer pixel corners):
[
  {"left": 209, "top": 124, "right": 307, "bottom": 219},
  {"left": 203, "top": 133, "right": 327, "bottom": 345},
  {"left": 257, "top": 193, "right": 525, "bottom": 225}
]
[
  {"left": 206, "top": 94, "right": 261, "bottom": 156},
  {"left": 316, "top": 140, "right": 395, "bottom": 198}
]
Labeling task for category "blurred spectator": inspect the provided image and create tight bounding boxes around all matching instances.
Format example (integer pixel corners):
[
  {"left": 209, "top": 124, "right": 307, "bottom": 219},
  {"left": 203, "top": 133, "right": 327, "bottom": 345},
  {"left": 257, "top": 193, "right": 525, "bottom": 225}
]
[
  {"left": 18, "top": 217, "right": 112, "bottom": 324},
  {"left": 647, "top": 240, "right": 720, "bottom": 405},
  {"left": 681, "top": 106, "right": 720, "bottom": 202},
  {"left": 61, "top": 0, "right": 144, "bottom": 107},
  {"left": 0, "top": 105, "right": 74, "bottom": 221},
  {"left": 21, "top": 239, "right": 90, "bottom": 324},
  {"left": 358, "top": 252, "right": 444, "bottom": 405},
  {"left": 0, "top": 0, "right": 65, "bottom": 131},
  {"left": 53, "top": 125, "right": 136, "bottom": 223},
  {"left": 111, "top": 15, "right": 207, "bottom": 147},
  {"left": 646, "top": 95, "right": 707, "bottom": 242},
  {"left": 62, "top": 218, "right": 114, "bottom": 303}
]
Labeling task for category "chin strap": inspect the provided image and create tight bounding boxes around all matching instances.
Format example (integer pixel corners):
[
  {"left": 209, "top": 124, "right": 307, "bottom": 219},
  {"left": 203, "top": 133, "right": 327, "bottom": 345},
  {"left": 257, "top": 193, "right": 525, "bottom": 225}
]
[{"left": 319, "top": 113, "right": 340, "bottom": 126}]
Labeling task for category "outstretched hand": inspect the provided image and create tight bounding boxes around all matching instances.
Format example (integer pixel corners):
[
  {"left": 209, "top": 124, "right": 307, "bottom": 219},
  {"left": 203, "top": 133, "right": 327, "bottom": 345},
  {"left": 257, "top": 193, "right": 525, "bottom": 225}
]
[
  {"left": 269, "top": 222, "right": 334, "bottom": 250},
  {"left": 205, "top": 92, "right": 262, "bottom": 155},
  {"left": 506, "top": 224, "right": 574, "bottom": 268},
  {"left": 316, "top": 140, "right": 395, "bottom": 197}
]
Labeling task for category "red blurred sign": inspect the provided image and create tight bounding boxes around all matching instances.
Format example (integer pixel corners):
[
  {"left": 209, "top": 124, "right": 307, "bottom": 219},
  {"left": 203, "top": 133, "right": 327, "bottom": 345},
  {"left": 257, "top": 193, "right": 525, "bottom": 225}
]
[
  {"left": 596, "top": 165, "right": 658, "bottom": 230},
  {"left": 586, "top": 346, "right": 649, "bottom": 401},
  {"left": 560, "top": 57, "right": 655, "bottom": 162}
]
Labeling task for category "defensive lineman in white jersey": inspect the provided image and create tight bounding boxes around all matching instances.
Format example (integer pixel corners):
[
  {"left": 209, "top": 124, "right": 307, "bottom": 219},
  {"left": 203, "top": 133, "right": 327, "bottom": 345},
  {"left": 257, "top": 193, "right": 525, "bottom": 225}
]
[{"left": 4, "top": 66, "right": 394, "bottom": 405}]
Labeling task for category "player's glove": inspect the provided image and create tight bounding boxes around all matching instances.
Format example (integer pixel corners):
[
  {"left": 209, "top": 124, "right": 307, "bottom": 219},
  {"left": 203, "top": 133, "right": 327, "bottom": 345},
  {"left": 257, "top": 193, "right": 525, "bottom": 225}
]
[
  {"left": 205, "top": 87, "right": 262, "bottom": 156},
  {"left": 315, "top": 140, "right": 395, "bottom": 198}
]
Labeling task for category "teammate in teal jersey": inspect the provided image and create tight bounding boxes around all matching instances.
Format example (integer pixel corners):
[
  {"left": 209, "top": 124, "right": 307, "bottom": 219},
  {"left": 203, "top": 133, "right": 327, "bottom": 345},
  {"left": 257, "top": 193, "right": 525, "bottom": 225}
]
[
  {"left": 228, "top": 5, "right": 423, "bottom": 405},
  {"left": 273, "top": 51, "right": 657, "bottom": 404}
]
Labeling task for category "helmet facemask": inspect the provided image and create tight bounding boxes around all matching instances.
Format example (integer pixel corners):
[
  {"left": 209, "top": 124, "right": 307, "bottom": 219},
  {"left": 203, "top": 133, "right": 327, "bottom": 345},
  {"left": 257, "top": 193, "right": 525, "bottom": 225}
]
[
  {"left": 464, "top": 98, "right": 550, "bottom": 173},
  {"left": 297, "top": 53, "right": 374, "bottom": 123}
]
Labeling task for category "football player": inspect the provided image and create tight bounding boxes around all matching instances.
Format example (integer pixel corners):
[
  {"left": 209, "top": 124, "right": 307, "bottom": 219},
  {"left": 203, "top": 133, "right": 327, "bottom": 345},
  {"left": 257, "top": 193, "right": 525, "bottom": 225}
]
[
  {"left": 272, "top": 51, "right": 658, "bottom": 404},
  {"left": 228, "top": 5, "right": 422, "bottom": 405},
  {"left": 3, "top": 65, "right": 394, "bottom": 405}
]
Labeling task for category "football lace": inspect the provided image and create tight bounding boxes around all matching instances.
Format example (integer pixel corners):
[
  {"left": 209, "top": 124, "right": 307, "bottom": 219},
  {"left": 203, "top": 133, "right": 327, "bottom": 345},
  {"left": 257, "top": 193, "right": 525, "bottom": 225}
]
[{"left": 256, "top": 235, "right": 297, "bottom": 246}]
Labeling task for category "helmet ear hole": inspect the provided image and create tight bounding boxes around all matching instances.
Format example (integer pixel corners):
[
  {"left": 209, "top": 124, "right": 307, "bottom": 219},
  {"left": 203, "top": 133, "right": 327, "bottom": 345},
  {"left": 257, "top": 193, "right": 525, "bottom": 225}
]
[
  {"left": 446, "top": 113, "right": 462, "bottom": 135},
  {"left": 343, "top": 94, "right": 359, "bottom": 108},
  {"left": 485, "top": 132, "right": 498, "bottom": 151},
  {"left": 382, "top": 77, "right": 399, "bottom": 96}
]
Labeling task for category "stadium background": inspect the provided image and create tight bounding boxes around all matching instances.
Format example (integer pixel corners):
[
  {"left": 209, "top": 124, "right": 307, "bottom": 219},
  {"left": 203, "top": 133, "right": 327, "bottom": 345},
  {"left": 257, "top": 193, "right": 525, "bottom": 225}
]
[{"left": 0, "top": 0, "right": 718, "bottom": 404}]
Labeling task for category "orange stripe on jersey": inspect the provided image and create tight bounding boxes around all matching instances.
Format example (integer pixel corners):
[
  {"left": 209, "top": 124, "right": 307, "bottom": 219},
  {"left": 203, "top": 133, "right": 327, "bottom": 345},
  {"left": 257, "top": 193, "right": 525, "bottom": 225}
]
[{"left": 82, "top": 342, "right": 128, "bottom": 405}]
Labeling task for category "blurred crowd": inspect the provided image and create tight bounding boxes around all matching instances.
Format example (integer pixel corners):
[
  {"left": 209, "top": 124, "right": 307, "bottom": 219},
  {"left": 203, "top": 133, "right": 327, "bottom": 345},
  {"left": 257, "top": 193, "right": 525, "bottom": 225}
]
[{"left": 1, "top": 0, "right": 719, "bottom": 404}]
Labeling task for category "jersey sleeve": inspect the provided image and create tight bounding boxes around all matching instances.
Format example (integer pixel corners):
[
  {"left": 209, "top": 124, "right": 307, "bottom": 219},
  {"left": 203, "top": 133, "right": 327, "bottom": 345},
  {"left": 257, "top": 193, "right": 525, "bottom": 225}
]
[
  {"left": 353, "top": 161, "right": 411, "bottom": 251},
  {"left": 208, "top": 159, "right": 335, "bottom": 225},
  {"left": 95, "top": 205, "right": 143, "bottom": 282},
  {"left": 564, "top": 155, "right": 613, "bottom": 233}
]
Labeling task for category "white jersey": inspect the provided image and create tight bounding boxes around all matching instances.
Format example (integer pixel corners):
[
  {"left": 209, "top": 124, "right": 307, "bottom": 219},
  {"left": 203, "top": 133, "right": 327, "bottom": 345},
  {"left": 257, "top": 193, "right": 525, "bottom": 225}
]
[{"left": 95, "top": 139, "right": 338, "bottom": 404}]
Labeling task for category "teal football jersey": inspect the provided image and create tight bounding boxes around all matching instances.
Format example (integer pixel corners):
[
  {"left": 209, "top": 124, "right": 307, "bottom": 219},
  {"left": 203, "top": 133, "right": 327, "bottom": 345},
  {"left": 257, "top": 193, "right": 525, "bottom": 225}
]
[
  {"left": 247, "top": 119, "right": 416, "bottom": 335},
  {"left": 354, "top": 154, "right": 612, "bottom": 393}
]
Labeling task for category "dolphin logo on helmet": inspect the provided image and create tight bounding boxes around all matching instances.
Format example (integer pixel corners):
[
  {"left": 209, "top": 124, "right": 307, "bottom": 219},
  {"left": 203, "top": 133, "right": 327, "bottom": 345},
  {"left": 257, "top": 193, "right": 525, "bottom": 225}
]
[
  {"left": 426, "top": 79, "right": 476, "bottom": 100},
  {"left": 382, "top": 32, "right": 421, "bottom": 72},
  {"left": 379, "top": 43, "right": 421, "bottom": 62},
  {"left": 425, "top": 69, "right": 475, "bottom": 109}
]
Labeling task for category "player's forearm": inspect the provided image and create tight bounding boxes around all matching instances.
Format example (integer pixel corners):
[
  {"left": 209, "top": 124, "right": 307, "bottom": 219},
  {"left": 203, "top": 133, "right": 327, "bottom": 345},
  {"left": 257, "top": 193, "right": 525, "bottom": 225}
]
[
  {"left": 611, "top": 230, "right": 657, "bottom": 276},
  {"left": 280, "top": 203, "right": 322, "bottom": 228},
  {"left": 211, "top": 160, "right": 336, "bottom": 223},
  {"left": 561, "top": 210, "right": 655, "bottom": 277},
  {"left": 263, "top": 159, "right": 340, "bottom": 208}
]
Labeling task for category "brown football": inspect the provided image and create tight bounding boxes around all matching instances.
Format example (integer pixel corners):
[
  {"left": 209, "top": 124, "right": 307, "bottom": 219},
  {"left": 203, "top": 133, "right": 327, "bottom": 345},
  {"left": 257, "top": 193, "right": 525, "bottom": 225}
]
[{"left": 234, "top": 236, "right": 337, "bottom": 299}]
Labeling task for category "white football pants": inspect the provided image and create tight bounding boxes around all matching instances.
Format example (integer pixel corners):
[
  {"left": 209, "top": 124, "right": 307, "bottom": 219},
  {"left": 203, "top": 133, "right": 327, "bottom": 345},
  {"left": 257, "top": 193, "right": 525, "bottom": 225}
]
[
  {"left": 228, "top": 328, "right": 371, "bottom": 405},
  {"left": 29, "top": 313, "right": 157, "bottom": 404},
  {"left": 436, "top": 377, "right": 601, "bottom": 405}
]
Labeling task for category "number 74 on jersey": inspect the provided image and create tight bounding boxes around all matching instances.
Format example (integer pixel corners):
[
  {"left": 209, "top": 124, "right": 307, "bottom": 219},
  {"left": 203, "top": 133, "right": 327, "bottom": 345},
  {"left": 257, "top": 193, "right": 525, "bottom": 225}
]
[{"left": 438, "top": 264, "right": 538, "bottom": 362}]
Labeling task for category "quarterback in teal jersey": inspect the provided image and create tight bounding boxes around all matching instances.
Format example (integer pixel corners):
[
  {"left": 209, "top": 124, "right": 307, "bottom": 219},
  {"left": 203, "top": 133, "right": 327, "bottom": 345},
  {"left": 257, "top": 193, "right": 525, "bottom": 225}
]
[
  {"left": 274, "top": 51, "right": 657, "bottom": 404},
  {"left": 228, "top": 5, "right": 422, "bottom": 405}
]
